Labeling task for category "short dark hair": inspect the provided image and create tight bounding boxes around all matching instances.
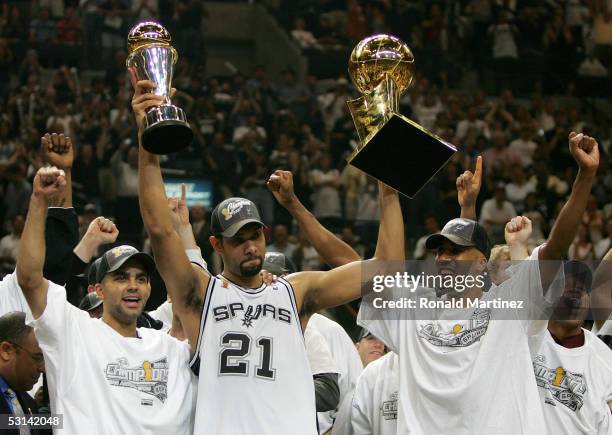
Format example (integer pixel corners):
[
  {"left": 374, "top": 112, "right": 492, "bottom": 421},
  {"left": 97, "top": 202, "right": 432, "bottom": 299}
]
[{"left": 0, "top": 312, "right": 32, "bottom": 345}]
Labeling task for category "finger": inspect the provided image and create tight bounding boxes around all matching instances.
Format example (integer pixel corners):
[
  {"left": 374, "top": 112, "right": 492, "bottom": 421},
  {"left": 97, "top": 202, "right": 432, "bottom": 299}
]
[
  {"left": 474, "top": 156, "right": 482, "bottom": 181},
  {"left": 181, "top": 183, "right": 186, "bottom": 202},
  {"left": 66, "top": 136, "right": 73, "bottom": 151},
  {"left": 135, "top": 79, "right": 157, "bottom": 95},
  {"left": 51, "top": 132, "right": 58, "bottom": 148},
  {"left": 59, "top": 133, "right": 66, "bottom": 148},
  {"left": 132, "top": 93, "right": 165, "bottom": 105},
  {"left": 568, "top": 131, "right": 577, "bottom": 140}
]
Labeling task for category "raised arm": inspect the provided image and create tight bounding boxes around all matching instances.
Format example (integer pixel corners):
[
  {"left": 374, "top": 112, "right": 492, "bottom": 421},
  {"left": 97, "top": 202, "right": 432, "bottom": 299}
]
[
  {"left": 290, "top": 182, "right": 404, "bottom": 315},
  {"left": 457, "top": 155, "right": 482, "bottom": 221},
  {"left": 505, "top": 216, "right": 531, "bottom": 261},
  {"left": 73, "top": 217, "right": 119, "bottom": 264},
  {"left": 16, "top": 167, "right": 66, "bottom": 319},
  {"left": 539, "top": 132, "right": 599, "bottom": 288},
  {"left": 132, "top": 79, "right": 209, "bottom": 350},
  {"left": 592, "top": 248, "right": 612, "bottom": 330},
  {"left": 41, "top": 133, "right": 73, "bottom": 208},
  {"left": 267, "top": 170, "right": 360, "bottom": 267}
]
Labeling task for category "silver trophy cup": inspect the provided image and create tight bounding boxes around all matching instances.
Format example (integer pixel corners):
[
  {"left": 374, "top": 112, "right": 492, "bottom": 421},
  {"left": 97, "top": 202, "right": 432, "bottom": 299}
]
[{"left": 127, "top": 21, "right": 193, "bottom": 154}]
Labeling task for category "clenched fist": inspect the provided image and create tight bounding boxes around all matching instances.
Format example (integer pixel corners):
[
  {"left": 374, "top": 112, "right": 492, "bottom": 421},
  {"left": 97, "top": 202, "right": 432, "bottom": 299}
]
[
  {"left": 504, "top": 216, "right": 532, "bottom": 247},
  {"left": 33, "top": 167, "right": 66, "bottom": 201},
  {"left": 41, "top": 133, "right": 74, "bottom": 171},
  {"left": 568, "top": 132, "right": 599, "bottom": 175},
  {"left": 267, "top": 170, "right": 296, "bottom": 207}
]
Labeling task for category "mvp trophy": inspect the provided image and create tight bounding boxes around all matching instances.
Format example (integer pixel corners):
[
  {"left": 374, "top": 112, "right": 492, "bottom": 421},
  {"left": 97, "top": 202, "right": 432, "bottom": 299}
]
[
  {"left": 127, "top": 21, "right": 193, "bottom": 154},
  {"left": 347, "top": 34, "right": 456, "bottom": 198}
]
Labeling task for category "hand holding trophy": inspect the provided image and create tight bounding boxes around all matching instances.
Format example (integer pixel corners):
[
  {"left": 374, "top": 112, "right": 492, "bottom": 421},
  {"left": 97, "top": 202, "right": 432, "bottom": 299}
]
[
  {"left": 347, "top": 34, "right": 456, "bottom": 198},
  {"left": 126, "top": 21, "right": 193, "bottom": 154}
]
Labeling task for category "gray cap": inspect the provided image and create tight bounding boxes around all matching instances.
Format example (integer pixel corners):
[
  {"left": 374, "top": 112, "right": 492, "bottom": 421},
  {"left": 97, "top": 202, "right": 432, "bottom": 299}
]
[
  {"left": 96, "top": 245, "right": 156, "bottom": 283},
  {"left": 263, "top": 252, "right": 290, "bottom": 276},
  {"left": 79, "top": 292, "right": 103, "bottom": 311},
  {"left": 210, "top": 197, "right": 264, "bottom": 238},
  {"left": 425, "top": 218, "right": 491, "bottom": 259}
]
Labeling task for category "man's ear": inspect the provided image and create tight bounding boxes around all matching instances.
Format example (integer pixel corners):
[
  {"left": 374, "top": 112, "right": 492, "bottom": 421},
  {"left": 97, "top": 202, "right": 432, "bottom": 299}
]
[
  {"left": 95, "top": 283, "right": 104, "bottom": 300},
  {"left": 0, "top": 341, "right": 15, "bottom": 361},
  {"left": 209, "top": 235, "right": 223, "bottom": 255}
]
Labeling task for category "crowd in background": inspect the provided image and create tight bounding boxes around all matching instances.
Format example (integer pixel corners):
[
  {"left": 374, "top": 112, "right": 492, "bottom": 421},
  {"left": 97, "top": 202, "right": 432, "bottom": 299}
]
[{"left": 0, "top": 0, "right": 611, "bottom": 281}]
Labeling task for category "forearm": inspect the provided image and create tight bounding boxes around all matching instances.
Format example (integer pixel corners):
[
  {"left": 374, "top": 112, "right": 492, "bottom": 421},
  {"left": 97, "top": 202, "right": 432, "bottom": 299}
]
[
  {"left": 460, "top": 201, "right": 477, "bottom": 221},
  {"left": 285, "top": 197, "right": 360, "bottom": 267},
  {"left": 73, "top": 232, "right": 101, "bottom": 263},
  {"left": 374, "top": 183, "right": 405, "bottom": 261},
  {"left": 313, "top": 373, "right": 340, "bottom": 412},
  {"left": 508, "top": 242, "right": 529, "bottom": 260},
  {"left": 17, "top": 194, "right": 48, "bottom": 293},
  {"left": 138, "top": 137, "right": 175, "bottom": 238},
  {"left": 541, "top": 171, "right": 595, "bottom": 260},
  {"left": 176, "top": 225, "right": 198, "bottom": 250}
]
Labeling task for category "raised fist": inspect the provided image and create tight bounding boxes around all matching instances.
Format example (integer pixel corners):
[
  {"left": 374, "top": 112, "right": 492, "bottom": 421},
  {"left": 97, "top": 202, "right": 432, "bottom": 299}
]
[
  {"left": 41, "top": 133, "right": 74, "bottom": 171},
  {"left": 33, "top": 166, "right": 66, "bottom": 200},
  {"left": 568, "top": 132, "right": 599, "bottom": 175}
]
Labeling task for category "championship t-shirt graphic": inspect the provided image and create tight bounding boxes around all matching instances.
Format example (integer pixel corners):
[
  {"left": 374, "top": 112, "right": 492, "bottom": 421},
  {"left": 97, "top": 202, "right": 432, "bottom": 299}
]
[
  {"left": 532, "top": 354, "right": 587, "bottom": 411},
  {"left": 105, "top": 357, "right": 169, "bottom": 402},
  {"left": 418, "top": 308, "right": 491, "bottom": 347}
]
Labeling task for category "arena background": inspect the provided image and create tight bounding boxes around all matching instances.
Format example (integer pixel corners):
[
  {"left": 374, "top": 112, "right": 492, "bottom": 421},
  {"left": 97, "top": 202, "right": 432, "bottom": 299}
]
[{"left": 0, "top": 0, "right": 610, "bottom": 336}]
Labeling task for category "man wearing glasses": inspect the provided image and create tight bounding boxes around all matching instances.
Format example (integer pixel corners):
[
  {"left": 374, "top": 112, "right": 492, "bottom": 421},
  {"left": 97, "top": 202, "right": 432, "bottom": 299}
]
[{"left": 0, "top": 311, "right": 46, "bottom": 434}]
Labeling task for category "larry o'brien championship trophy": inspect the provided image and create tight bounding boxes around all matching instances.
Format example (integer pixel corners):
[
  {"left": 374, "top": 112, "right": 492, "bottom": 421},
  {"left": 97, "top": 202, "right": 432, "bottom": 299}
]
[
  {"left": 126, "top": 22, "right": 193, "bottom": 154},
  {"left": 347, "top": 34, "right": 456, "bottom": 197}
]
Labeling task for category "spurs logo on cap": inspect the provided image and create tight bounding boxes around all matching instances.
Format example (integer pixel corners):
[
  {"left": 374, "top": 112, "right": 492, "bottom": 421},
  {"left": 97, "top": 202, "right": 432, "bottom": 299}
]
[{"left": 222, "top": 199, "right": 251, "bottom": 221}]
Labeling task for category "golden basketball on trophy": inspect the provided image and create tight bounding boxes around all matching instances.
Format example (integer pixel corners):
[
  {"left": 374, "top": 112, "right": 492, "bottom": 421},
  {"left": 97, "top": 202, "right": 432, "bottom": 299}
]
[
  {"left": 126, "top": 21, "right": 193, "bottom": 154},
  {"left": 347, "top": 34, "right": 456, "bottom": 198}
]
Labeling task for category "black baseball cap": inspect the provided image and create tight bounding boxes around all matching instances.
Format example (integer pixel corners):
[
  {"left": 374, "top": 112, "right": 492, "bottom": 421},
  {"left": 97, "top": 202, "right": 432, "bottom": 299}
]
[
  {"left": 88, "top": 257, "right": 103, "bottom": 285},
  {"left": 425, "top": 218, "right": 491, "bottom": 259},
  {"left": 210, "top": 197, "right": 264, "bottom": 238},
  {"left": 79, "top": 292, "right": 103, "bottom": 311},
  {"left": 96, "top": 245, "right": 156, "bottom": 283}
]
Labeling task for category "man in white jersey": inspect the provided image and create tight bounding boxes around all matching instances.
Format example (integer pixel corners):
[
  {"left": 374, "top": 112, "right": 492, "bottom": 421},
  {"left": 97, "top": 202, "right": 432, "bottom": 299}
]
[
  {"left": 133, "top": 81, "right": 404, "bottom": 435},
  {"left": 358, "top": 132, "right": 600, "bottom": 434},
  {"left": 15, "top": 166, "right": 196, "bottom": 435}
]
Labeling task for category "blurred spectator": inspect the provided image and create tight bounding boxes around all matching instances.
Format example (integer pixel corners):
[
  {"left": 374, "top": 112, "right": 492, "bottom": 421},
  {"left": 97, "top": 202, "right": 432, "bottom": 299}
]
[
  {"left": 509, "top": 125, "right": 538, "bottom": 168},
  {"left": 292, "top": 17, "right": 318, "bottom": 49},
  {"left": 293, "top": 229, "right": 323, "bottom": 272},
  {"left": 2, "top": 163, "right": 31, "bottom": 230},
  {"left": 267, "top": 224, "right": 297, "bottom": 259},
  {"left": 309, "top": 153, "right": 342, "bottom": 231},
  {"left": 595, "top": 217, "right": 612, "bottom": 260},
  {"left": 505, "top": 165, "right": 536, "bottom": 212},
  {"left": 72, "top": 143, "right": 100, "bottom": 199},
  {"left": 568, "top": 223, "right": 595, "bottom": 260},
  {"left": 110, "top": 142, "right": 141, "bottom": 241},
  {"left": 0, "top": 214, "right": 24, "bottom": 267},
  {"left": 583, "top": 195, "right": 605, "bottom": 243},
  {"left": 479, "top": 183, "right": 517, "bottom": 244}
]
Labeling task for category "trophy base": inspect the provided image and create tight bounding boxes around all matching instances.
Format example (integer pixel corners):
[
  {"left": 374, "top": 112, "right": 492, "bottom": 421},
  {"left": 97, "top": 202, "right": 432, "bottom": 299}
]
[
  {"left": 142, "top": 105, "right": 193, "bottom": 155},
  {"left": 348, "top": 114, "right": 456, "bottom": 198}
]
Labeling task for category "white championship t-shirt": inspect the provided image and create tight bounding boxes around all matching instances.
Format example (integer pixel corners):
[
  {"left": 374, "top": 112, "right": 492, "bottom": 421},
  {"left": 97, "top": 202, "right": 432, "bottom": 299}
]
[
  {"left": 309, "top": 313, "right": 363, "bottom": 433},
  {"left": 0, "top": 272, "right": 33, "bottom": 318},
  {"left": 32, "top": 282, "right": 196, "bottom": 435},
  {"left": 305, "top": 324, "right": 339, "bottom": 375},
  {"left": 351, "top": 352, "right": 401, "bottom": 435},
  {"left": 358, "top": 245, "right": 565, "bottom": 435},
  {"left": 533, "top": 329, "right": 612, "bottom": 435}
]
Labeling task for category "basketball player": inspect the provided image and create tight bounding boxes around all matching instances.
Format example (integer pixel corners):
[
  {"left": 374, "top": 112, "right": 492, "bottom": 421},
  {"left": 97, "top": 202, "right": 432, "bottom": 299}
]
[
  {"left": 15, "top": 166, "right": 196, "bottom": 434},
  {"left": 357, "top": 133, "right": 600, "bottom": 434},
  {"left": 133, "top": 80, "right": 404, "bottom": 434}
]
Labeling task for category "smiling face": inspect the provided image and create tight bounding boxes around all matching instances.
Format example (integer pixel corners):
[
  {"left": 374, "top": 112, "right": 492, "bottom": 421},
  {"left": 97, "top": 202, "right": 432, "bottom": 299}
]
[
  {"left": 96, "top": 260, "right": 151, "bottom": 326},
  {"left": 212, "top": 223, "right": 266, "bottom": 278},
  {"left": 434, "top": 240, "right": 486, "bottom": 294},
  {"left": 356, "top": 335, "right": 386, "bottom": 366}
]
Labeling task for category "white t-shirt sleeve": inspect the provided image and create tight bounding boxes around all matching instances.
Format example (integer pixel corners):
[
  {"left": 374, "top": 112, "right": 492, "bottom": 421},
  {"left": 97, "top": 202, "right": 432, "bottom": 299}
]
[
  {"left": 0, "top": 272, "right": 33, "bottom": 319},
  {"left": 357, "top": 286, "right": 412, "bottom": 353},
  {"left": 305, "top": 325, "right": 339, "bottom": 375},
  {"left": 148, "top": 300, "right": 173, "bottom": 329},
  {"left": 31, "top": 281, "right": 89, "bottom": 393},
  {"left": 350, "top": 362, "right": 376, "bottom": 435}
]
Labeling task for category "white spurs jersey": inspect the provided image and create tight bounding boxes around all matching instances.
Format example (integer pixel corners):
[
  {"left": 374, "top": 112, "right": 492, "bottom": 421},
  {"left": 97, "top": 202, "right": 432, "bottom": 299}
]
[{"left": 190, "top": 275, "right": 318, "bottom": 435}]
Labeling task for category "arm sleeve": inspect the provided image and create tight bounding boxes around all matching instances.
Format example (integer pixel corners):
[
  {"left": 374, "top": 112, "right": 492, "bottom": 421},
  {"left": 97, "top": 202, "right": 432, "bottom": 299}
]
[
  {"left": 31, "top": 281, "right": 85, "bottom": 394},
  {"left": 43, "top": 208, "right": 79, "bottom": 286},
  {"left": 314, "top": 373, "right": 340, "bottom": 412}
]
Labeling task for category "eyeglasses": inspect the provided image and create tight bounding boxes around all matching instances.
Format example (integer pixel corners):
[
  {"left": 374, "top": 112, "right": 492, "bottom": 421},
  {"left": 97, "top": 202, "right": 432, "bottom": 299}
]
[{"left": 8, "top": 342, "right": 45, "bottom": 366}]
